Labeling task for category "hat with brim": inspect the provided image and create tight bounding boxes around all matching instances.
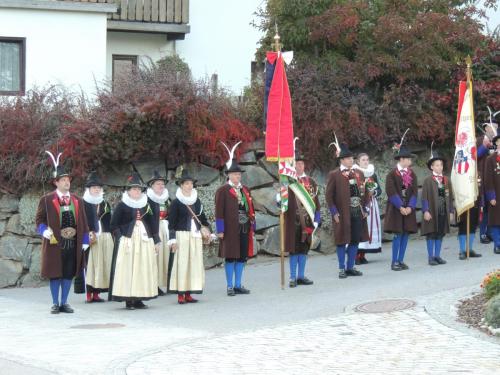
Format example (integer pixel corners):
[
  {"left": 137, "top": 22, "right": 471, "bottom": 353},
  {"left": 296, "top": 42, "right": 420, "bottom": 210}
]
[
  {"left": 225, "top": 160, "right": 245, "bottom": 174},
  {"left": 125, "top": 172, "right": 145, "bottom": 190},
  {"left": 85, "top": 171, "right": 104, "bottom": 187},
  {"left": 394, "top": 146, "right": 417, "bottom": 160},
  {"left": 338, "top": 144, "right": 353, "bottom": 159},
  {"left": 176, "top": 169, "right": 197, "bottom": 186},
  {"left": 427, "top": 152, "right": 446, "bottom": 170},
  {"left": 53, "top": 165, "right": 71, "bottom": 181},
  {"left": 147, "top": 169, "right": 167, "bottom": 186},
  {"left": 295, "top": 150, "right": 306, "bottom": 162}
]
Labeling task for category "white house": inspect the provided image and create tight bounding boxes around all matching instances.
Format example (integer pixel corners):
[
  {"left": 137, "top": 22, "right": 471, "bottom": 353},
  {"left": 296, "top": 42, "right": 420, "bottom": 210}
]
[{"left": 0, "top": 0, "right": 190, "bottom": 97}]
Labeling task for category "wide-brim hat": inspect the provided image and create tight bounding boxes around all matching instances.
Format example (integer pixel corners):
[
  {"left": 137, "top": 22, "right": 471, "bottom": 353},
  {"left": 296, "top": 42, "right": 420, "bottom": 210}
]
[
  {"left": 54, "top": 165, "right": 71, "bottom": 181},
  {"left": 394, "top": 146, "right": 417, "bottom": 160},
  {"left": 85, "top": 171, "right": 104, "bottom": 187},
  {"left": 176, "top": 168, "right": 197, "bottom": 185},
  {"left": 295, "top": 151, "right": 306, "bottom": 162},
  {"left": 225, "top": 160, "right": 245, "bottom": 174},
  {"left": 125, "top": 172, "right": 145, "bottom": 190},
  {"left": 147, "top": 169, "right": 167, "bottom": 186},
  {"left": 338, "top": 144, "right": 353, "bottom": 159},
  {"left": 427, "top": 151, "right": 446, "bottom": 170}
]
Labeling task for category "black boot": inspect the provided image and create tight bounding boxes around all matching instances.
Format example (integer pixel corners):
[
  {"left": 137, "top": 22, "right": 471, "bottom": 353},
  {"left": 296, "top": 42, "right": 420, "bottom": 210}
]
[
  {"left": 480, "top": 234, "right": 491, "bottom": 244},
  {"left": 495, "top": 246, "right": 500, "bottom": 254}
]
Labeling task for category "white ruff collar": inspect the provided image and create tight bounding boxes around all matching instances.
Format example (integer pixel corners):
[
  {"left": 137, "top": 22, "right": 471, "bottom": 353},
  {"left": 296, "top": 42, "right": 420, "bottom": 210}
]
[
  {"left": 354, "top": 164, "right": 374, "bottom": 178},
  {"left": 147, "top": 188, "right": 169, "bottom": 204},
  {"left": 122, "top": 192, "right": 148, "bottom": 209},
  {"left": 175, "top": 187, "right": 197, "bottom": 206},
  {"left": 83, "top": 188, "right": 104, "bottom": 205}
]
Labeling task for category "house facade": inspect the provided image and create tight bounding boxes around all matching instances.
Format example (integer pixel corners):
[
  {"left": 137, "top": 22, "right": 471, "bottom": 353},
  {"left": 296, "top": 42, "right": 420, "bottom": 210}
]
[{"left": 0, "top": 0, "right": 190, "bottom": 96}]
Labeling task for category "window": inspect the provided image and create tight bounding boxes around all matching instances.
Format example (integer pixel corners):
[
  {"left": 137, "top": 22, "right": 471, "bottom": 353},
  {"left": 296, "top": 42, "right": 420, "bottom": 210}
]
[
  {"left": 112, "top": 54, "right": 138, "bottom": 84},
  {"left": 0, "top": 37, "right": 26, "bottom": 96}
]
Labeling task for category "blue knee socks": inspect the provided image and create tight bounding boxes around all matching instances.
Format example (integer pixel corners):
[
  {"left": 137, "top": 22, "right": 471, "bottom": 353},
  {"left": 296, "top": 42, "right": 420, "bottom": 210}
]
[
  {"left": 224, "top": 262, "right": 235, "bottom": 288},
  {"left": 61, "top": 278, "right": 72, "bottom": 305},
  {"left": 398, "top": 234, "right": 409, "bottom": 262},
  {"left": 392, "top": 235, "right": 401, "bottom": 263},
  {"left": 49, "top": 279, "right": 61, "bottom": 305},
  {"left": 297, "top": 254, "right": 307, "bottom": 279},
  {"left": 289, "top": 254, "right": 298, "bottom": 280},
  {"left": 426, "top": 239, "right": 434, "bottom": 259},
  {"left": 234, "top": 262, "right": 244, "bottom": 288},
  {"left": 434, "top": 239, "right": 442, "bottom": 257},
  {"left": 346, "top": 244, "right": 358, "bottom": 270},
  {"left": 459, "top": 233, "right": 476, "bottom": 253},
  {"left": 337, "top": 245, "right": 346, "bottom": 269}
]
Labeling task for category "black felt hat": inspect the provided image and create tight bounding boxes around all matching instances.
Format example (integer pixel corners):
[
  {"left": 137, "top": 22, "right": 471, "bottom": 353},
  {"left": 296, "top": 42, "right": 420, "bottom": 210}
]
[
  {"left": 147, "top": 169, "right": 167, "bottom": 186},
  {"left": 338, "top": 144, "right": 353, "bottom": 159},
  {"left": 125, "top": 172, "right": 145, "bottom": 190},
  {"left": 85, "top": 171, "right": 104, "bottom": 187}
]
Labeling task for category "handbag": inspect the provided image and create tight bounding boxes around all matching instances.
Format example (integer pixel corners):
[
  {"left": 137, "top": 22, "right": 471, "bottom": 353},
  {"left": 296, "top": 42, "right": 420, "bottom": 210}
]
[{"left": 186, "top": 204, "right": 212, "bottom": 245}]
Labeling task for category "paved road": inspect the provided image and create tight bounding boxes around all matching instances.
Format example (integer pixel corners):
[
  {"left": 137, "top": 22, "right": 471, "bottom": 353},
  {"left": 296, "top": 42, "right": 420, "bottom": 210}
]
[{"left": 0, "top": 235, "right": 498, "bottom": 374}]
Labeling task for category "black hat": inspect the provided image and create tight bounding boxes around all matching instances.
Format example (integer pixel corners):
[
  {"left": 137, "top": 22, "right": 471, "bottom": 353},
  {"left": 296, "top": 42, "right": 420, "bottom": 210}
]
[
  {"left": 295, "top": 151, "right": 306, "bottom": 162},
  {"left": 427, "top": 151, "right": 446, "bottom": 170},
  {"left": 225, "top": 160, "right": 245, "bottom": 174},
  {"left": 147, "top": 169, "right": 167, "bottom": 186},
  {"left": 394, "top": 146, "right": 416, "bottom": 160},
  {"left": 491, "top": 127, "right": 500, "bottom": 146},
  {"left": 176, "top": 168, "right": 197, "bottom": 185},
  {"left": 85, "top": 171, "right": 104, "bottom": 187},
  {"left": 338, "top": 144, "right": 353, "bottom": 159},
  {"left": 125, "top": 172, "right": 145, "bottom": 190},
  {"left": 54, "top": 165, "right": 71, "bottom": 180}
]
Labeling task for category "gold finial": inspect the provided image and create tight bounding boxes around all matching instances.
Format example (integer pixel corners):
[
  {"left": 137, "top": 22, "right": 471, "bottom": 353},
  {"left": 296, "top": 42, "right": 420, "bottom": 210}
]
[
  {"left": 465, "top": 55, "right": 473, "bottom": 83},
  {"left": 273, "top": 22, "right": 281, "bottom": 52}
]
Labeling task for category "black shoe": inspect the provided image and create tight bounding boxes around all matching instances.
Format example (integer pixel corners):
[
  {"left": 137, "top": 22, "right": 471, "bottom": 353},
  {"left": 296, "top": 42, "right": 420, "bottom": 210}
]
[
  {"left": 289, "top": 279, "right": 297, "bottom": 288},
  {"left": 158, "top": 288, "right": 166, "bottom": 296},
  {"left": 469, "top": 250, "right": 482, "bottom": 258},
  {"left": 391, "top": 263, "right": 402, "bottom": 271},
  {"left": 346, "top": 268, "right": 363, "bottom": 276},
  {"left": 355, "top": 259, "right": 361, "bottom": 265},
  {"left": 234, "top": 287, "right": 250, "bottom": 294},
  {"left": 134, "top": 300, "right": 148, "bottom": 309},
  {"left": 428, "top": 257, "right": 439, "bottom": 266},
  {"left": 50, "top": 304, "right": 60, "bottom": 314},
  {"left": 297, "top": 277, "right": 314, "bottom": 285},
  {"left": 125, "top": 301, "right": 135, "bottom": 310},
  {"left": 480, "top": 234, "right": 491, "bottom": 244},
  {"left": 227, "top": 287, "right": 236, "bottom": 296},
  {"left": 339, "top": 269, "right": 347, "bottom": 279},
  {"left": 360, "top": 258, "right": 369, "bottom": 265},
  {"left": 494, "top": 246, "right": 500, "bottom": 254},
  {"left": 59, "top": 304, "right": 74, "bottom": 313},
  {"left": 435, "top": 257, "right": 447, "bottom": 265},
  {"left": 399, "top": 262, "right": 409, "bottom": 270},
  {"left": 459, "top": 253, "right": 467, "bottom": 260}
]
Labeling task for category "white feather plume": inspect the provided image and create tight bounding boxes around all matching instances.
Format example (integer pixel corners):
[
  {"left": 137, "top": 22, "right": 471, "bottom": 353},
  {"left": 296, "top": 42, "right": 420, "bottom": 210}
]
[
  {"left": 45, "top": 150, "right": 62, "bottom": 170},
  {"left": 430, "top": 140, "right": 435, "bottom": 159},
  {"left": 399, "top": 128, "right": 410, "bottom": 147},
  {"left": 328, "top": 132, "right": 341, "bottom": 156},
  {"left": 220, "top": 141, "right": 242, "bottom": 170},
  {"left": 293, "top": 137, "right": 299, "bottom": 153}
]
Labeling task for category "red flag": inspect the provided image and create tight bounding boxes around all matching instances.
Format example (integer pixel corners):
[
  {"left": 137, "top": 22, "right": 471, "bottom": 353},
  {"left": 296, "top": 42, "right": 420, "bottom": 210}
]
[{"left": 265, "top": 52, "right": 294, "bottom": 161}]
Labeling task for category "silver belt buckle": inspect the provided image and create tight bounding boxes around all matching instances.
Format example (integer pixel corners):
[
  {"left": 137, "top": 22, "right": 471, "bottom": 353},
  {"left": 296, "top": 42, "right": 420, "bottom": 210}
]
[{"left": 350, "top": 197, "right": 361, "bottom": 208}]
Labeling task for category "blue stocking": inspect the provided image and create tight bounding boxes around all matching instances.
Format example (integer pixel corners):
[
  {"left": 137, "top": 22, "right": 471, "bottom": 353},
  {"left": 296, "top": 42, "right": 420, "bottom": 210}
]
[
  {"left": 435, "top": 239, "right": 443, "bottom": 258},
  {"left": 346, "top": 244, "right": 358, "bottom": 270},
  {"left": 224, "top": 262, "right": 235, "bottom": 288},
  {"left": 61, "top": 278, "right": 72, "bottom": 305},
  {"left": 337, "top": 245, "right": 346, "bottom": 269},
  {"left": 398, "top": 233, "right": 409, "bottom": 262},
  {"left": 234, "top": 262, "right": 244, "bottom": 288},
  {"left": 469, "top": 233, "right": 475, "bottom": 251},
  {"left": 297, "top": 254, "right": 307, "bottom": 279},
  {"left": 458, "top": 234, "right": 466, "bottom": 253},
  {"left": 426, "top": 239, "right": 434, "bottom": 259},
  {"left": 289, "top": 254, "right": 299, "bottom": 280},
  {"left": 392, "top": 235, "right": 402, "bottom": 263},
  {"left": 49, "top": 279, "right": 61, "bottom": 305}
]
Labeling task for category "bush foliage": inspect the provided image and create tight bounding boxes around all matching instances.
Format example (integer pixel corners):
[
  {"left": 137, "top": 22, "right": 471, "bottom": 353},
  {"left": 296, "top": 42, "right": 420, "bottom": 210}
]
[{"left": 0, "top": 56, "right": 259, "bottom": 193}]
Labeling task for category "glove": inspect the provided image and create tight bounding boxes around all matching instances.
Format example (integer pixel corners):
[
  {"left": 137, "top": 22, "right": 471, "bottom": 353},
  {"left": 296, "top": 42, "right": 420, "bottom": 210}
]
[
  {"left": 313, "top": 222, "right": 319, "bottom": 229},
  {"left": 82, "top": 244, "right": 89, "bottom": 251},
  {"left": 42, "top": 228, "right": 53, "bottom": 240}
]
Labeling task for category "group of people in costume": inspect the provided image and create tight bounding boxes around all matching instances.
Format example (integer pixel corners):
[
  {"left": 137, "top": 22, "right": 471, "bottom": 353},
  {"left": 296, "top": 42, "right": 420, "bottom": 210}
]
[{"left": 35, "top": 111, "right": 500, "bottom": 312}]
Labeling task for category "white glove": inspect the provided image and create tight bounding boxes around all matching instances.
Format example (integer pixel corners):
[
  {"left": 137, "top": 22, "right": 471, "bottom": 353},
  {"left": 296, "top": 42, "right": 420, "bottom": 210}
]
[
  {"left": 82, "top": 244, "right": 89, "bottom": 251},
  {"left": 313, "top": 222, "right": 319, "bottom": 229},
  {"left": 42, "top": 228, "right": 53, "bottom": 240}
]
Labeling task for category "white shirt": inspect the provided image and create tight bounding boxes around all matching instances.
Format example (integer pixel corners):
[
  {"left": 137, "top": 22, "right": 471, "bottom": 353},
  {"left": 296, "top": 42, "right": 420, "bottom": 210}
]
[
  {"left": 397, "top": 164, "right": 408, "bottom": 173},
  {"left": 56, "top": 190, "right": 70, "bottom": 200},
  {"left": 340, "top": 165, "right": 350, "bottom": 172}
]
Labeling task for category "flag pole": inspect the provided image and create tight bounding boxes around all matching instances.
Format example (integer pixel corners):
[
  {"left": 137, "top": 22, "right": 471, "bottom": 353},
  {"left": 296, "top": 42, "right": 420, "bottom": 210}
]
[
  {"left": 465, "top": 56, "right": 474, "bottom": 259},
  {"left": 273, "top": 29, "right": 286, "bottom": 290}
]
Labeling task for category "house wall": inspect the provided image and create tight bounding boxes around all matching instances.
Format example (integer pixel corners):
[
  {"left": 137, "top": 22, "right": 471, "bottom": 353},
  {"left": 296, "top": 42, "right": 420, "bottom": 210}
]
[
  {"left": 0, "top": 8, "right": 107, "bottom": 97},
  {"left": 106, "top": 32, "right": 176, "bottom": 77}
]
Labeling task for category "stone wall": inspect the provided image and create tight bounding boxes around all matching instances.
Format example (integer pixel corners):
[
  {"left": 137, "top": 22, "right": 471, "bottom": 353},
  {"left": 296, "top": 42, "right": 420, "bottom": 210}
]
[{"left": 0, "top": 141, "right": 437, "bottom": 288}]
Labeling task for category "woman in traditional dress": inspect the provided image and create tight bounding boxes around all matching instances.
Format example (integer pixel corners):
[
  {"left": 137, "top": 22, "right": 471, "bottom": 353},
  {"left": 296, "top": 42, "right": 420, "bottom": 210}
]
[
  {"left": 83, "top": 171, "right": 114, "bottom": 303},
  {"left": 168, "top": 168, "right": 209, "bottom": 304},
  {"left": 355, "top": 153, "right": 382, "bottom": 264},
  {"left": 109, "top": 172, "right": 160, "bottom": 310}
]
